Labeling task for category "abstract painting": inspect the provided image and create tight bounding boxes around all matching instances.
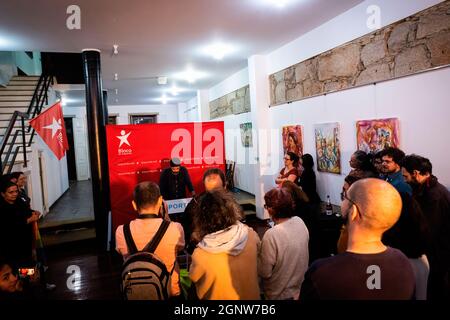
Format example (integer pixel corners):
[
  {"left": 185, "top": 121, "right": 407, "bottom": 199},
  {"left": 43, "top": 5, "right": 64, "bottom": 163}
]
[
  {"left": 315, "top": 123, "right": 341, "bottom": 174},
  {"left": 356, "top": 118, "right": 400, "bottom": 153},
  {"left": 240, "top": 122, "right": 253, "bottom": 147},
  {"left": 282, "top": 125, "right": 303, "bottom": 157}
]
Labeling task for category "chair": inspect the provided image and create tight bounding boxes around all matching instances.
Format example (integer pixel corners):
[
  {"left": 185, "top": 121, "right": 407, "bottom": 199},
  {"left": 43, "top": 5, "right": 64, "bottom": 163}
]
[{"left": 225, "top": 160, "right": 236, "bottom": 190}]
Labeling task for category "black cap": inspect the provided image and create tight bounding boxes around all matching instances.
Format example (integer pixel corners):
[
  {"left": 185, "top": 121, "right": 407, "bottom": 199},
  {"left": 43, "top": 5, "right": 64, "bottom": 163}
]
[{"left": 170, "top": 157, "right": 181, "bottom": 167}]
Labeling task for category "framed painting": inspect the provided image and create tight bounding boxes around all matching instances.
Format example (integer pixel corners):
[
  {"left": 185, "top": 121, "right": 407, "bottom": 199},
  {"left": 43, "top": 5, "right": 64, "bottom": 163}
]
[
  {"left": 315, "top": 122, "right": 341, "bottom": 174},
  {"left": 240, "top": 122, "right": 253, "bottom": 147},
  {"left": 356, "top": 118, "right": 399, "bottom": 153},
  {"left": 282, "top": 125, "right": 303, "bottom": 157}
]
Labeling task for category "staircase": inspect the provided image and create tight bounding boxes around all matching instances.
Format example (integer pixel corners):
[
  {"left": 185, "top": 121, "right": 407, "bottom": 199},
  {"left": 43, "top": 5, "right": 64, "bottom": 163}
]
[{"left": 0, "top": 75, "right": 52, "bottom": 174}]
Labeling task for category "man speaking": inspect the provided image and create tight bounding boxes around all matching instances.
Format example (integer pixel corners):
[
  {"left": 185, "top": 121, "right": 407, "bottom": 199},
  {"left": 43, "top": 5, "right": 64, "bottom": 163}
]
[{"left": 159, "top": 157, "right": 195, "bottom": 200}]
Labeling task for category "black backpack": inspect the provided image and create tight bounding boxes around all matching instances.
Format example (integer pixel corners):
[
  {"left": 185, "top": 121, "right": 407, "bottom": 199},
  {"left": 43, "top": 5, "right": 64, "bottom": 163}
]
[{"left": 121, "top": 219, "right": 172, "bottom": 300}]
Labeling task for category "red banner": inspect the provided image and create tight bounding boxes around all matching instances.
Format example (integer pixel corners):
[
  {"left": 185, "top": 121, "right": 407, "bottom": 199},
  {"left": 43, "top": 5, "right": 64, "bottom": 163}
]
[
  {"left": 29, "top": 102, "right": 69, "bottom": 160},
  {"left": 106, "top": 122, "right": 225, "bottom": 232}
]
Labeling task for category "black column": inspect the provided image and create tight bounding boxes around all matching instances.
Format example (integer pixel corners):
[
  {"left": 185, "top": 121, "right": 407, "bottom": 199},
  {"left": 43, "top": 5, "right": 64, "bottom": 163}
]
[
  {"left": 103, "top": 90, "right": 109, "bottom": 126},
  {"left": 82, "top": 50, "right": 110, "bottom": 251}
]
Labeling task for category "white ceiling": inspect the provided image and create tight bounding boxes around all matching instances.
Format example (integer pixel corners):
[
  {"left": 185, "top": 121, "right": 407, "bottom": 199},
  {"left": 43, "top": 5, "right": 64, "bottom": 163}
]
[{"left": 0, "top": 0, "right": 363, "bottom": 106}]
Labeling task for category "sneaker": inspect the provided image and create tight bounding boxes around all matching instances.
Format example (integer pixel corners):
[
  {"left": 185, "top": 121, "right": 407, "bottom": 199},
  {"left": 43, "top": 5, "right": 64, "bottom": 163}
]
[{"left": 45, "top": 283, "right": 56, "bottom": 291}]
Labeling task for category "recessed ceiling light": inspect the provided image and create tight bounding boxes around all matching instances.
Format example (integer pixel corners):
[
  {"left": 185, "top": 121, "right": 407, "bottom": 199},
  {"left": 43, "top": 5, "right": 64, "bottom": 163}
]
[
  {"left": 176, "top": 66, "right": 206, "bottom": 84},
  {"left": 264, "top": 0, "right": 291, "bottom": 8},
  {"left": 203, "top": 42, "right": 235, "bottom": 60},
  {"left": 170, "top": 84, "right": 179, "bottom": 96},
  {"left": 161, "top": 94, "right": 168, "bottom": 104}
]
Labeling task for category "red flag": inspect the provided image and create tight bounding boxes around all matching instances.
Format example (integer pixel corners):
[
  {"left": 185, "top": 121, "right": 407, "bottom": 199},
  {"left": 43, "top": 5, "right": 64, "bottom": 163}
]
[{"left": 29, "top": 102, "right": 69, "bottom": 160}]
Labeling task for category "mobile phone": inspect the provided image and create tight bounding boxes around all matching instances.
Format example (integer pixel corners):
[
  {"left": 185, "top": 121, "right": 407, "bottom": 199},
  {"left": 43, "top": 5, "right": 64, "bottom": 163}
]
[{"left": 18, "top": 268, "right": 35, "bottom": 277}]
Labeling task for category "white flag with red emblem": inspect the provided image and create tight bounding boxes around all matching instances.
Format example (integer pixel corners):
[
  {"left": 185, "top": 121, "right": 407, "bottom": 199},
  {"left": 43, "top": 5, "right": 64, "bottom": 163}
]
[{"left": 29, "top": 102, "right": 69, "bottom": 160}]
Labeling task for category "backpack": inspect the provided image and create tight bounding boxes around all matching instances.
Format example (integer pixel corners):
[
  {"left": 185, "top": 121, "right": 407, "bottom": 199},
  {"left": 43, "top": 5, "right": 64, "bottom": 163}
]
[{"left": 121, "top": 219, "right": 172, "bottom": 300}]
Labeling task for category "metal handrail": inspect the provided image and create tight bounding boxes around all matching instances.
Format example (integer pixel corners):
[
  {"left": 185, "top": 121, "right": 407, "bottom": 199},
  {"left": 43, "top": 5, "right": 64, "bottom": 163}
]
[
  {"left": 0, "top": 74, "right": 53, "bottom": 174},
  {"left": 0, "top": 111, "right": 29, "bottom": 173}
]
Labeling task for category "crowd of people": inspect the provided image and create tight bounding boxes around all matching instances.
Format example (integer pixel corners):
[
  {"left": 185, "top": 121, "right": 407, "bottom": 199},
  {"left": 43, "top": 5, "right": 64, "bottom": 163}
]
[
  {"left": 114, "top": 148, "right": 450, "bottom": 301},
  {"left": 2, "top": 146, "right": 449, "bottom": 301},
  {"left": 0, "top": 172, "right": 55, "bottom": 300}
]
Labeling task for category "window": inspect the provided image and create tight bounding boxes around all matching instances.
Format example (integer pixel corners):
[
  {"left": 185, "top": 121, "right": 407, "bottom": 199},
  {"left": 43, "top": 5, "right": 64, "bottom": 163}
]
[
  {"left": 108, "top": 116, "right": 117, "bottom": 125},
  {"left": 129, "top": 114, "right": 157, "bottom": 124}
]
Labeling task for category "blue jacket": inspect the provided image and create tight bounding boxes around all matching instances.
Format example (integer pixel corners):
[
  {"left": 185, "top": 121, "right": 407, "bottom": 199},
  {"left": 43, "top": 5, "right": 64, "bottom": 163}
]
[{"left": 384, "top": 170, "right": 413, "bottom": 195}]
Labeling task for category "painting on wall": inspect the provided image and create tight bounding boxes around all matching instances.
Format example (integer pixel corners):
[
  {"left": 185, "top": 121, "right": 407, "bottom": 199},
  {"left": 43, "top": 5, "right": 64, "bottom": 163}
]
[
  {"left": 314, "top": 123, "right": 341, "bottom": 174},
  {"left": 356, "top": 118, "right": 400, "bottom": 153},
  {"left": 240, "top": 122, "right": 253, "bottom": 147},
  {"left": 282, "top": 125, "right": 303, "bottom": 157}
]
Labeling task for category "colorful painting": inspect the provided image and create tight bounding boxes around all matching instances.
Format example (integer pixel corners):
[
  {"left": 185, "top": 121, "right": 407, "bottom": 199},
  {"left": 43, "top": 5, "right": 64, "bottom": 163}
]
[
  {"left": 240, "top": 122, "right": 253, "bottom": 147},
  {"left": 282, "top": 125, "right": 303, "bottom": 157},
  {"left": 356, "top": 118, "right": 400, "bottom": 153},
  {"left": 315, "top": 123, "right": 341, "bottom": 174}
]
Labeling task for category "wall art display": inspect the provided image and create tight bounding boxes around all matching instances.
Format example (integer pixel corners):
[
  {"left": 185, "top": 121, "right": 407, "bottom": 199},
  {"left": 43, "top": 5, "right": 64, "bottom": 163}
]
[
  {"left": 356, "top": 118, "right": 400, "bottom": 153},
  {"left": 315, "top": 123, "right": 341, "bottom": 174},
  {"left": 269, "top": 1, "right": 450, "bottom": 106},
  {"left": 240, "top": 122, "right": 253, "bottom": 147},
  {"left": 282, "top": 125, "right": 303, "bottom": 157}
]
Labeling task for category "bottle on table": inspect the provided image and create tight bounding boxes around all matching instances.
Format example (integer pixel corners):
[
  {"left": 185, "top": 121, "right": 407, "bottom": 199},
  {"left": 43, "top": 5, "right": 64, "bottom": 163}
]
[{"left": 325, "top": 195, "right": 333, "bottom": 216}]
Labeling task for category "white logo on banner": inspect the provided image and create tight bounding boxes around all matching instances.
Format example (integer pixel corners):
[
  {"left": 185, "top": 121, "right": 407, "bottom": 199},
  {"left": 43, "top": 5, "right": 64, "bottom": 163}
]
[
  {"left": 166, "top": 198, "right": 192, "bottom": 214},
  {"left": 117, "top": 130, "right": 132, "bottom": 155}
]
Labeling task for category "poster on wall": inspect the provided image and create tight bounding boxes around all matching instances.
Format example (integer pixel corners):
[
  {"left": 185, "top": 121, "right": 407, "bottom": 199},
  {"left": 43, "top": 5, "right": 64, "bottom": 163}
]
[
  {"left": 106, "top": 122, "right": 225, "bottom": 232},
  {"left": 356, "top": 118, "right": 400, "bottom": 153},
  {"left": 314, "top": 123, "right": 341, "bottom": 174},
  {"left": 282, "top": 125, "right": 303, "bottom": 157},
  {"left": 240, "top": 122, "right": 253, "bottom": 147}
]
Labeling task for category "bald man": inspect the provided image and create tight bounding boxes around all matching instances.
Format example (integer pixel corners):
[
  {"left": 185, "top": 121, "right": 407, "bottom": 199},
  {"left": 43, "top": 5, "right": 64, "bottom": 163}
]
[{"left": 300, "top": 178, "right": 415, "bottom": 300}]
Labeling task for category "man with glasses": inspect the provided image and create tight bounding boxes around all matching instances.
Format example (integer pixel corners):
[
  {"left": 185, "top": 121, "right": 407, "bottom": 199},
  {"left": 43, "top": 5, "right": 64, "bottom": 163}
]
[
  {"left": 300, "top": 178, "right": 415, "bottom": 300},
  {"left": 379, "top": 147, "right": 412, "bottom": 195}
]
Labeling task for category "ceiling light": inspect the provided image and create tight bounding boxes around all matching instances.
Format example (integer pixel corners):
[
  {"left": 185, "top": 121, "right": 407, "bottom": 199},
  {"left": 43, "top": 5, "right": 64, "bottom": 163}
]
[
  {"left": 265, "top": 0, "right": 291, "bottom": 8},
  {"left": 203, "top": 42, "right": 235, "bottom": 60},
  {"left": 114, "top": 73, "right": 118, "bottom": 81},
  {"left": 176, "top": 66, "right": 206, "bottom": 84},
  {"left": 161, "top": 94, "right": 168, "bottom": 104},
  {"left": 115, "top": 88, "right": 118, "bottom": 95},
  {"left": 170, "top": 84, "right": 179, "bottom": 96},
  {"left": 157, "top": 76, "right": 168, "bottom": 85},
  {"left": 113, "top": 44, "right": 119, "bottom": 55}
]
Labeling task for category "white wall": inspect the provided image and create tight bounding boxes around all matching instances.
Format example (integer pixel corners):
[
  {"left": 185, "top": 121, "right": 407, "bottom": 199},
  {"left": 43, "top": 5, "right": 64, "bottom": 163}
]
[
  {"left": 177, "top": 98, "right": 200, "bottom": 122},
  {"left": 269, "top": 67, "right": 450, "bottom": 205},
  {"left": 205, "top": 0, "right": 449, "bottom": 204},
  {"left": 207, "top": 67, "right": 252, "bottom": 193},
  {"left": 265, "top": 0, "right": 450, "bottom": 205},
  {"left": 108, "top": 104, "right": 179, "bottom": 124},
  {"left": 14, "top": 51, "right": 42, "bottom": 76},
  {"left": 209, "top": 68, "right": 249, "bottom": 101}
]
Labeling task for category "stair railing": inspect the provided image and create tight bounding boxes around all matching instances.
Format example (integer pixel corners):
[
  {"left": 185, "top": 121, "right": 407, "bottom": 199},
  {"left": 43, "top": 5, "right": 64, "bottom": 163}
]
[{"left": 0, "top": 74, "right": 53, "bottom": 174}]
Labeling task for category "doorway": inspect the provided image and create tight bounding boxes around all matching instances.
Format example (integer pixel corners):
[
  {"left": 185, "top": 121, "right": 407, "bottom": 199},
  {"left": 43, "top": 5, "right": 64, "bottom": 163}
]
[{"left": 64, "top": 117, "right": 77, "bottom": 181}]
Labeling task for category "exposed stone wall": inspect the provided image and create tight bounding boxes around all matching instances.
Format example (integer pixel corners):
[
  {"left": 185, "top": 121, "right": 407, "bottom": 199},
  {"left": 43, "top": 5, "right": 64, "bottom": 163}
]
[
  {"left": 270, "top": 0, "right": 450, "bottom": 106},
  {"left": 209, "top": 85, "right": 251, "bottom": 119}
]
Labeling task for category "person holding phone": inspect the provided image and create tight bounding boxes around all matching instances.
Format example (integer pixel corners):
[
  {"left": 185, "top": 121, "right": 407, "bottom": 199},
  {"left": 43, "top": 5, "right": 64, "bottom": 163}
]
[
  {"left": 0, "top": 259, "right": 41, "bottom": 300},
  {"left": 0, "top": 180, "right": 38, "bottom": 269}
]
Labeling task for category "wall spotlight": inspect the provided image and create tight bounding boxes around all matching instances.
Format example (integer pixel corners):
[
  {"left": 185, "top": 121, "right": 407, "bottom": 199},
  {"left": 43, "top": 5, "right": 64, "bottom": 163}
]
[
  {"left": 158, "top": 76, "right": 168, "bottom": 85},
  {"left": 114, "top": 73, "right": 118, "bottom": 81},
  {"left": 113, "top": 44, "right": 119, "bottom": 55}
]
